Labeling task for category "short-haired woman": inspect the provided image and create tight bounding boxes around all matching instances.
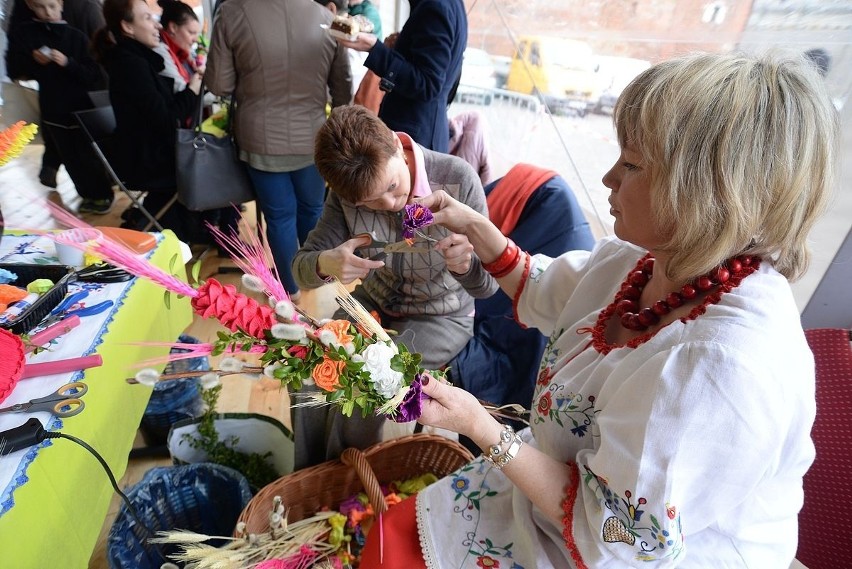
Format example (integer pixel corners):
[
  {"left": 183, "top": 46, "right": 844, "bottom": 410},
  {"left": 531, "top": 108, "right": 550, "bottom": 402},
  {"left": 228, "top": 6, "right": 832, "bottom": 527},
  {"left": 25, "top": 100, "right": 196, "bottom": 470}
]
[{"left": 291, "top": 104, "right": 498, "bottom": 469}]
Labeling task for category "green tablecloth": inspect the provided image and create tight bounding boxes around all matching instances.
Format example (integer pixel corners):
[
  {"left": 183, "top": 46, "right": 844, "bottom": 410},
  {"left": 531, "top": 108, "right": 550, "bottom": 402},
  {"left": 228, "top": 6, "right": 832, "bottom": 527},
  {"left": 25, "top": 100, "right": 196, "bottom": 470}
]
[{"left": 0, "top": 231, "right": 192, "bottom": 568}]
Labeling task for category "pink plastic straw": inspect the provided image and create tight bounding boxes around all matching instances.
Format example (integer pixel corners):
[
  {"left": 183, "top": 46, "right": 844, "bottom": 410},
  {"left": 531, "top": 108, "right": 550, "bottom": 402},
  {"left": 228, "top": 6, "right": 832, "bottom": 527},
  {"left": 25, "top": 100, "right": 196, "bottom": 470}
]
[
  {"left": 25, "top": 315, "right": 81, "bottom": 353},
  {"left": 22, "top": 354, "right": 103, "bottom": 379}
]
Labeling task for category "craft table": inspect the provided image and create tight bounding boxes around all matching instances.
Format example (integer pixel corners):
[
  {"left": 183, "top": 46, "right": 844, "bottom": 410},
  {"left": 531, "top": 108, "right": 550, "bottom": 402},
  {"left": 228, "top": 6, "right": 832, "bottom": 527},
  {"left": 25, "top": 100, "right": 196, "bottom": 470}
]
[{"left": 0, "top": 231, "right": 192, "bottom": 569}]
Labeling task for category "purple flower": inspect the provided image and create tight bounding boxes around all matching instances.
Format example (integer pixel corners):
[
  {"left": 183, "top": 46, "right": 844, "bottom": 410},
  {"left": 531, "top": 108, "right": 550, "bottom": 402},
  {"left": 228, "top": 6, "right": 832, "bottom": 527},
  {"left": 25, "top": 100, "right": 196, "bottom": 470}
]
[
  {"left": 401, "top": 204, "right": 434, "bottom": 239},
  {"left": 339, "top": 494, "right": 366, "bottom": 518},
  {"left": 387, "top": 374, "right": 424, "bottom": 422}
]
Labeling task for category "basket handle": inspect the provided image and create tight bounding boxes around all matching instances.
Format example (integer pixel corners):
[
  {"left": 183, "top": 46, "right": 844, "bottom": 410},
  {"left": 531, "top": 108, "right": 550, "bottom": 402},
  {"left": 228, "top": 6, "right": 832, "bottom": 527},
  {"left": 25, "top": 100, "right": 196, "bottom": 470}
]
[{"left": 341, "top": 447, "right": 388, "bottom": 515}]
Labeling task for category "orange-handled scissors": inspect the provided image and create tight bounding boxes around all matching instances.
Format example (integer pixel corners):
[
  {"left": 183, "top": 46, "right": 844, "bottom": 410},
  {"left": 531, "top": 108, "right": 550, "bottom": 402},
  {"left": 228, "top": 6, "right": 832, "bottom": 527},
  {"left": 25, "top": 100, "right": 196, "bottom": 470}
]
[
  {"left": 354, "top": 232, "right": 432, "bottom": 260},
  {"left": 0, "top": 382, "right": 87, "bottom": 418}
]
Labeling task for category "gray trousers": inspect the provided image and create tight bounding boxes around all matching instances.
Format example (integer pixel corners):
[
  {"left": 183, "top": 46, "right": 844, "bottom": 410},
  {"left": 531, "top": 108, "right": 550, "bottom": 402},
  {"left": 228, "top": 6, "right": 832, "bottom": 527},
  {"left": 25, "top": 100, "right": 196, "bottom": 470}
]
[{"left": 291, "top": 285, "right": 473, "bottom": 470}]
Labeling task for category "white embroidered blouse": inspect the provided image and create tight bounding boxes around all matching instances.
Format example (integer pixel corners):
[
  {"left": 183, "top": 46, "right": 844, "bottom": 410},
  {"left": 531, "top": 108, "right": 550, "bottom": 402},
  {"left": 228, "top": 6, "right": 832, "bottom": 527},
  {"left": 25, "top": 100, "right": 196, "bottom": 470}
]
[{"left": 417, "top": 236, "right": 815, "bottom": 568}]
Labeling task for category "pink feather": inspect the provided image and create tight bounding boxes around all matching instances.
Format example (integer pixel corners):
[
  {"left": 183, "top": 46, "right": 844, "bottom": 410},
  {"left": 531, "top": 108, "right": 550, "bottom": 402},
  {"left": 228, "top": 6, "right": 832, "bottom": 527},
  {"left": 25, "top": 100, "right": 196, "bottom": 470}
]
[
  {"left": 45, "top": 200, "right": 197, "bottom": 297},
  {"left": 205, "top": 216, "right": 289, "bottom": 302},
  {"left": 130, "top": 341, "right": 267, "bottom": 368}
]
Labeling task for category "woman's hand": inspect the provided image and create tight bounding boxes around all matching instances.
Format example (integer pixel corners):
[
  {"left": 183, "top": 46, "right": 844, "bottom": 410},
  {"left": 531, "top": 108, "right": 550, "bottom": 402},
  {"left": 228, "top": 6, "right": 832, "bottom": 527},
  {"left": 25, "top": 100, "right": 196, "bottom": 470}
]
[
  {"left": 418, "top": 374, "right": 497, "bottom": 442},
  {"left": 414, "top": 191, "right": 483, "bottom": 235},
  {"left": 316, "top": 235, "right": 385, "bottom": 284},
  {"left": 416, "top": 191, "right": 510, "bottom": 267},
  {"left": 188, "top": 72, "right": 203, "bottom": 95},
  {"left": 436, "top": 232, "right": 474, "bottom": 274},
  {"left": 337, "top": 33, "right": 378, "bottom": 53},
  {"left": 32, "top": 48, "right": 67, "bottom": 66}
]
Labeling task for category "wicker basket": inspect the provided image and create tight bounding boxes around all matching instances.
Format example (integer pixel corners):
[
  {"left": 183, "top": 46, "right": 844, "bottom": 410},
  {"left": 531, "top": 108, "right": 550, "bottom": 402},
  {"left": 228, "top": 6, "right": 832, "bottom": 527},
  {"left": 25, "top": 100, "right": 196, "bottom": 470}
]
[{"left": 237, "top": 433, "right": 474, "bottom": 534}]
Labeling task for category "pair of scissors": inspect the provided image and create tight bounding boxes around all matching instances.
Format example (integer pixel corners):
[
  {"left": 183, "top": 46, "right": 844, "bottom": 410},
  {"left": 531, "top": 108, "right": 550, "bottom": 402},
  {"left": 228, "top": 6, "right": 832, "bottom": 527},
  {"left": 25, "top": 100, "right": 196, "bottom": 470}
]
[
  {"left": 0, "top": 382, "right": 87, "bottom": 418},
  {"left": 354, "top": 232, "right": 432, "bottom": 261},
  {"left": 40, "top": 290, "right": 114, "bottom": 328},
  {"left": 74, "top": 263, "right": 133, "bottom": 283}
]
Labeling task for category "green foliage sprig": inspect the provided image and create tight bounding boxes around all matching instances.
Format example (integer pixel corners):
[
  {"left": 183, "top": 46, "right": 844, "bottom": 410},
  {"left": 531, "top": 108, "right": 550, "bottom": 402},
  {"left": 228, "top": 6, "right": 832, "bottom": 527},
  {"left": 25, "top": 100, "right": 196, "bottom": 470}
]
[{"left": 182, "top": 384, "right": 279, "bottom": 490}]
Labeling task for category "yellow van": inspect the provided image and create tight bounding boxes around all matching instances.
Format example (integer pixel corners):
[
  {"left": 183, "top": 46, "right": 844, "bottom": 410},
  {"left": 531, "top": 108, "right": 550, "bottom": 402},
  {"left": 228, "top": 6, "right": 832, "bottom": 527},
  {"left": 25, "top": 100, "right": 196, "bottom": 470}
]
[{"left": 505, "top": 36, "right": 602, "bottom": 116}]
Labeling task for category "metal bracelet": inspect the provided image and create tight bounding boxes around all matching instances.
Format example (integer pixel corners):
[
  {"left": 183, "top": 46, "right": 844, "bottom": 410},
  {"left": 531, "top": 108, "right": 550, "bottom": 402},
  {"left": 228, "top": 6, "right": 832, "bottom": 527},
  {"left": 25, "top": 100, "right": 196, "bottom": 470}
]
[
  {"left": 493, "top": 435, "right": 523, "bottom": 469},
  {"left": 482, "top": 425, "right": 519, "bottom": 469}
]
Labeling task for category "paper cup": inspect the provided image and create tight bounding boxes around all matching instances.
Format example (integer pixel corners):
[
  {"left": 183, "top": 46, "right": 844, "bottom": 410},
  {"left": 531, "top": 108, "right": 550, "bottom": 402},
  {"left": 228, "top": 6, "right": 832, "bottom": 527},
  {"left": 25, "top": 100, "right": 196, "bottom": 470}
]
[{"left": 54, "top": 228, "right": 102, "bottom": 267}]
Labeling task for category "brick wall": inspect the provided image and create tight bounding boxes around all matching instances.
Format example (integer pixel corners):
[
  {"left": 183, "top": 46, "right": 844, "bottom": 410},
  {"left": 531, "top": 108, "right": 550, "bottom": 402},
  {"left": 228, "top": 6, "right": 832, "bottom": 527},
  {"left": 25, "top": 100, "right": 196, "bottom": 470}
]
[{"left": 465, "top": 0, "right": 754, "bottom": 62}]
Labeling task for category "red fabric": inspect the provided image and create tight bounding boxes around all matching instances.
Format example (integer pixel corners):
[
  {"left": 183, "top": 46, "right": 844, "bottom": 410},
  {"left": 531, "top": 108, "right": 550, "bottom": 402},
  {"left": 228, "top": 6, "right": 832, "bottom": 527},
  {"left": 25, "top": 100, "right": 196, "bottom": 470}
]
[
  {"left": 511, "top": 252, "right": 531, "bottom": 329},
  {"left": 561, "top": 461, "right": 588, "bottom": 569},
  {"left": 0, "top": 328, "right": 25, "bottom": 404},
  {"left": 161, "top": 32, "right": 192, "bottom": 83},
  {"left": 360, "top": 495, "right": 426, "bottom": 569},
  {"left": 486, "top": 163, "right": 558, "bottom": 235},
  {"left": 798, "top": 328, "right": 852, "bottom": 568}
]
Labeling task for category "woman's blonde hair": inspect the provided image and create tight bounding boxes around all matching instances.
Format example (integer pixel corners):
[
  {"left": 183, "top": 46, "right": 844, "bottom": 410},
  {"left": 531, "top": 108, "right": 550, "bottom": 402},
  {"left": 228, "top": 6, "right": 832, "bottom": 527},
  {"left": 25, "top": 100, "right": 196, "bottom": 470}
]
[{"left": 613, "top": 51, "right": 838, "bottom": 281}]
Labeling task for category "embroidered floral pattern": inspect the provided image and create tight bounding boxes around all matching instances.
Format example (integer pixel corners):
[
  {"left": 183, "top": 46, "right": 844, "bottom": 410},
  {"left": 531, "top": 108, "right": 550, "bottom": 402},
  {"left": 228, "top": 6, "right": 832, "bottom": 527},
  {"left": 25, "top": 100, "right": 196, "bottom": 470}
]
[
  {"left": 532, "top": 328, "right": 600, "bottom": 437},
  {"left": 528, "top": 255, "right": 549, "bottom": 282},
  {"left": 451, "top": 463, "right": 497, "bottom": 519},
  {"left": 446, "top": 461, "right": 526, "bottom": 568},
  {"left": 582, "top": 466, "right": 684, "bottom": 562},
  {"left": 533, "top": 386, "right": 598, "bottom": 438}
]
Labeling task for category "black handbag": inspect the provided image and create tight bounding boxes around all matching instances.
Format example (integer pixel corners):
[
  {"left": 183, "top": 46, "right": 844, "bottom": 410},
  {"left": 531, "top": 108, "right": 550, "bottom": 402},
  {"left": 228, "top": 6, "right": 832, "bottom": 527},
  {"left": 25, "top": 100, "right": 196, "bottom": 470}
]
[{"left": 175, "top": 90, "right": 255, "bottom": 211}]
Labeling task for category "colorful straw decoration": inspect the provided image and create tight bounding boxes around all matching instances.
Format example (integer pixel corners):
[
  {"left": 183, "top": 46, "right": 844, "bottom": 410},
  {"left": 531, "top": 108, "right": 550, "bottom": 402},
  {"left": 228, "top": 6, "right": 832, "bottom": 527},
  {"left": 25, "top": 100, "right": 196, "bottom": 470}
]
[{"left": 0, "top": 121, "right": 38, "bottom": 167}]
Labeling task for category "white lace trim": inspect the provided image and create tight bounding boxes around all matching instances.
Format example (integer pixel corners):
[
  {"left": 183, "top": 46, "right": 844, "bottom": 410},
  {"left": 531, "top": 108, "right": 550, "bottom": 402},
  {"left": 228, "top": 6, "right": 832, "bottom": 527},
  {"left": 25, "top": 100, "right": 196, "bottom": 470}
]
[{"left": 416, "top": 493, "right": 440, "bottom": 568}]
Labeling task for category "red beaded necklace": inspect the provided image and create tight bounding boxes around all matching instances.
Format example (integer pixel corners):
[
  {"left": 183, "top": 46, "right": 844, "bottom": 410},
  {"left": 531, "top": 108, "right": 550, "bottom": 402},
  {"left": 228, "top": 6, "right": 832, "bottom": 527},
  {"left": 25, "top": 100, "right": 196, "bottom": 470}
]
[{"left": 615, "top": 254, "right": 760, "bottom": 331}]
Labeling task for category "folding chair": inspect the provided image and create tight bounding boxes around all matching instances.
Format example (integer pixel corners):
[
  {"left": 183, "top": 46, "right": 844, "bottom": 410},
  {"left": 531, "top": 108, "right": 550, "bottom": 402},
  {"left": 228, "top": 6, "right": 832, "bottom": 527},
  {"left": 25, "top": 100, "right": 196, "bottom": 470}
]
[
  {"left": 87, "top": 89, "right": 110, "bottom": 108},
  {"left": 73, "top": 106, "right": 177, "bottom": 232},
  {"left": 796, "top": 328, "right": 852, "bottom": 569}
]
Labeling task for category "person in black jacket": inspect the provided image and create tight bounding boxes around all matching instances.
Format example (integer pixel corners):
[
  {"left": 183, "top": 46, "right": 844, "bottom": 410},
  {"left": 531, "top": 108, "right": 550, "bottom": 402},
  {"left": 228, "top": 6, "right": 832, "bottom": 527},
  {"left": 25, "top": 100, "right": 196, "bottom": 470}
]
[
  {"left": 336, "top": 0, "right": 467, "bottom": 153},
  {"left": 93, "top": 0, "right": 202, "bottom": 239},
  {"left": 6, "top": 0, "right": 114, "bottom": 213},
  {"left": 4, "top": 0, "right": 105, "bottom": 191}
]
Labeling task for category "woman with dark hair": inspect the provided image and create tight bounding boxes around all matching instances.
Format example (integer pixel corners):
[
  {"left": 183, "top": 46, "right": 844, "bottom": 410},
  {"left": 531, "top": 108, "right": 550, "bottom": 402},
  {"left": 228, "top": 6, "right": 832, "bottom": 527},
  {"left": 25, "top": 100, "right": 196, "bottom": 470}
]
[
  {"left": 154, "top": 0, "right": 202, "bottom": 92},
  {"left": 93, "top": 0, "right": 202, "bottom": 240}
]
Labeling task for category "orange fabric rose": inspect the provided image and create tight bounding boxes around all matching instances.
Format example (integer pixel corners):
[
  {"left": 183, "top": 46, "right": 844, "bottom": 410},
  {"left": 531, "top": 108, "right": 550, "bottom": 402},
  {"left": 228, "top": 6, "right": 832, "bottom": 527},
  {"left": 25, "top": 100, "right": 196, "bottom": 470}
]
[
  {"left": 312, "top": 355, "right": 345, "bottom": 391},
  {"left": 318, "top": 319, "right": 355, "bottom": 346}
]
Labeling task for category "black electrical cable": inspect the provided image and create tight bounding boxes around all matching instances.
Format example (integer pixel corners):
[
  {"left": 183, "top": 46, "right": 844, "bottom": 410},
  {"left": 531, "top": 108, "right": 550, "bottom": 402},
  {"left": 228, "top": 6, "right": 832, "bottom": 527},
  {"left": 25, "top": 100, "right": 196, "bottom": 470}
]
[{"left": 44, "top": 432, "right": 169, "bottom": 561}]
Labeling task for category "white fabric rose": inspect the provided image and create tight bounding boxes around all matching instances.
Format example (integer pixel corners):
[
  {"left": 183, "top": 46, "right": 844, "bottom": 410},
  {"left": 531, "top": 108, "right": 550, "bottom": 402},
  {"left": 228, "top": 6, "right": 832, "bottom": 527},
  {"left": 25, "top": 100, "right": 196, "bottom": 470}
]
[{"left": 361, "top": 342, "right": 404, "bottom": 398}]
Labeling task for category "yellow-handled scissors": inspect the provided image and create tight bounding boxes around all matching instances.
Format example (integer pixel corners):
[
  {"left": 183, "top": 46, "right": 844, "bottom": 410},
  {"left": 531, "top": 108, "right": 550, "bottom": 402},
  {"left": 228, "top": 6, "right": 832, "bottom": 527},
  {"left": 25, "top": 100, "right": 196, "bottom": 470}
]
[{"left": 0, "top": 382, "right": 87, "bottom": 418}]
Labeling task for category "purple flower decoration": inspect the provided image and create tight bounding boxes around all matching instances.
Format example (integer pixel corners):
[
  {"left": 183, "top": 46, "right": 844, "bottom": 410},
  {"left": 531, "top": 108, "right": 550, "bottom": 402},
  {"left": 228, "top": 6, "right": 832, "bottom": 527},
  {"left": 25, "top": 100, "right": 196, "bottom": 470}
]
[
  {"left": 387, "top": 374, "right": 424, "bottom": 422},
  {"left": 401, "top": 204, "right": 434, "bottom": 239},
  {"left": 339, "top": 494, "right": 367, "bottom": 518}
]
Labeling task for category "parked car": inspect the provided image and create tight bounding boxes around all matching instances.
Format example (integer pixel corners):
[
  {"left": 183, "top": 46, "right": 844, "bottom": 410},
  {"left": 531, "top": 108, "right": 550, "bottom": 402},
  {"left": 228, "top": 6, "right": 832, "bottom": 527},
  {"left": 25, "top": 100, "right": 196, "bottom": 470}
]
[
  {"left": 455, "top": 48, "right": 499, "bottom": 105},
  {"left": 593, "top": 56, "right": 651, "bottom": 114}
]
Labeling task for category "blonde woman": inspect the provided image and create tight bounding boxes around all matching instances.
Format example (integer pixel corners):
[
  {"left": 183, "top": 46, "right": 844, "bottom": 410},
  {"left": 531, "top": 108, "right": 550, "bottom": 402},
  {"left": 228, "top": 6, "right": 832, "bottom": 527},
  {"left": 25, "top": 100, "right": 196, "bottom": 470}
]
[{"left": 362, "top": 51, "right": 837, "bottom": 568}]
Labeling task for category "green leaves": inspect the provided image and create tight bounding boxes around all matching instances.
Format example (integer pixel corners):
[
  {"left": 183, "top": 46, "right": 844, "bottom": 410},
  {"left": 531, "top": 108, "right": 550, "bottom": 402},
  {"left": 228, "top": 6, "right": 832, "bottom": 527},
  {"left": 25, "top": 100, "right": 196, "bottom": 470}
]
[{"left": 212, "top": 320, "right": 429, "bottom": 418}]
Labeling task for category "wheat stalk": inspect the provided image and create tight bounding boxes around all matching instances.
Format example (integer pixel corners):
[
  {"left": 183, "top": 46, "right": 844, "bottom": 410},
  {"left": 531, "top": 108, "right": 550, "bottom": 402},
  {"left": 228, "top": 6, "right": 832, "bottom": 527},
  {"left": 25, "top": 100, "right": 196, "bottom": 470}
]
[{"left": 330, "top": 279, "right": 391, "bottom": 342}]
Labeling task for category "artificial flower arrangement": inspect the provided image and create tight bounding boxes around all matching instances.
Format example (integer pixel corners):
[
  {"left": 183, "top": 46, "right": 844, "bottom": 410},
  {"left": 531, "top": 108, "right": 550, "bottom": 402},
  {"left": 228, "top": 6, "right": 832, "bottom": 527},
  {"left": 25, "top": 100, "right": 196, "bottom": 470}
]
[{"left": 47, "top": 202, "right": 440, "bottom": 422}]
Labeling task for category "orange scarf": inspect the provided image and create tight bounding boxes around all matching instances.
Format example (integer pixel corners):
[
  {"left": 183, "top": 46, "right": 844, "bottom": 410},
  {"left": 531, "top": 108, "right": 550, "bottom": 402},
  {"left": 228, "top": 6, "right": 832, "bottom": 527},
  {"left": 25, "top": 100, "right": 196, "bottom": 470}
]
[{"left": 487, "top": 163, "right": 558, "bottom": 235}]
